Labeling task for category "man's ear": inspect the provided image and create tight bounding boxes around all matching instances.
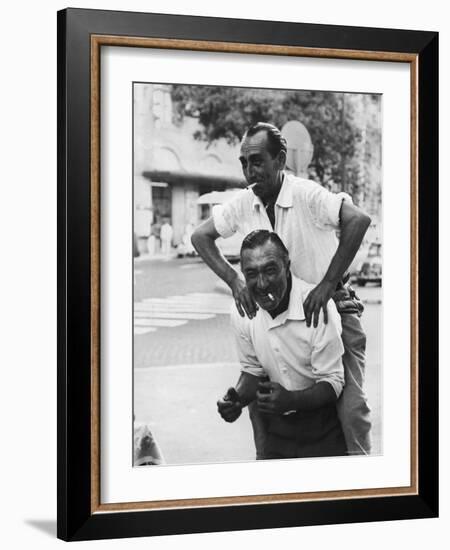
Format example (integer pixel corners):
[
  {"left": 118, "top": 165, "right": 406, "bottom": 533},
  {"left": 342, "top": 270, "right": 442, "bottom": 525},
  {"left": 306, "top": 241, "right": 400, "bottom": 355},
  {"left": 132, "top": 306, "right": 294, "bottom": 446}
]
[{"left": 276, "top": 150, "right": 287, "bottom": 170}]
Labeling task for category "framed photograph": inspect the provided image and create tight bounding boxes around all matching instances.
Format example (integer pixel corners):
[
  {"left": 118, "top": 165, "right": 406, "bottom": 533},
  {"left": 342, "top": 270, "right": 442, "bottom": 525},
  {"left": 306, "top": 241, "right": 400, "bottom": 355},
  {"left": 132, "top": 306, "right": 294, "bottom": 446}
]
[{"left": 57, "top": 8, "right": 438, "bottom": 541}]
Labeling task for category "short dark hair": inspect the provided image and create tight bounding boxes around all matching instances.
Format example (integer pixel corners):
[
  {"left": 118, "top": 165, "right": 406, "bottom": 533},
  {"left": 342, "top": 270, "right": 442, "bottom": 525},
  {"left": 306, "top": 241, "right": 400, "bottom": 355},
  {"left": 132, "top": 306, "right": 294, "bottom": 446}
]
[
  {"left": 240, "top": 230, "right": 289, "bottom": 265},
  {"left": 243, "top": 122, "right": 287, "bottom": 158}
]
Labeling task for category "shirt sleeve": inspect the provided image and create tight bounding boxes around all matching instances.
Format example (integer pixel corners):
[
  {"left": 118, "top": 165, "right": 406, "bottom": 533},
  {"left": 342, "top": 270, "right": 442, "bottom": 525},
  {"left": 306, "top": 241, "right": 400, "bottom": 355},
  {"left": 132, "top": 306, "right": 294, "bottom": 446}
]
[
  {"left": 212, "top": 200, "right": 239, "bottom": 238},
  {"left": 230, "top": 308, "right": 266, "bottom": 378},
  {"left": 310, "top": 302, "right": 345, "bottom": 397},
  {"left": 304, "top": 181, "right": 353, "bottom": 231}
]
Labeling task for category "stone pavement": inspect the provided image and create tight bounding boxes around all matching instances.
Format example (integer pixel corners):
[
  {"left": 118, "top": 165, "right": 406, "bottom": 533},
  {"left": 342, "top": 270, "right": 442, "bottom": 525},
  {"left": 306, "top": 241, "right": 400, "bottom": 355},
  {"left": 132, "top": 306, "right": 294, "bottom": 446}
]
[
  {"left": 134, "top": 353, "right": 381, "bottom": 466},
  {"left": 134, "top": 362, "right": 256, "bottom": 465}
]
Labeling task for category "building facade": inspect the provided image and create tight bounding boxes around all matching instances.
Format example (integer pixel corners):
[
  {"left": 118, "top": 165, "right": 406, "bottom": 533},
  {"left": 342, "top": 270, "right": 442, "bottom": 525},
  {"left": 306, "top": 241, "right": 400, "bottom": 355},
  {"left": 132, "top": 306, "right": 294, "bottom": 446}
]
[
  {"left": 134, "top": 84, "right": 381, "bottom": 254},
  {"left": 134, "top": 83, "right": 245, "bottom": 252}
]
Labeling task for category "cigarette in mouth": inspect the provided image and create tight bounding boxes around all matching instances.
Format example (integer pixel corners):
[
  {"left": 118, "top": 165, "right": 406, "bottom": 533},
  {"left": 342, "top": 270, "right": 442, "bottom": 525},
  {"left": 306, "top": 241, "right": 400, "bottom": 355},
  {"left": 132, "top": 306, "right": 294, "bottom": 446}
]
[
  {"left": 247, "top": 182, "right": 258, "bottom": 189},
  {"left": 267, "top": 293, "right": 275, "bottom": 301}
]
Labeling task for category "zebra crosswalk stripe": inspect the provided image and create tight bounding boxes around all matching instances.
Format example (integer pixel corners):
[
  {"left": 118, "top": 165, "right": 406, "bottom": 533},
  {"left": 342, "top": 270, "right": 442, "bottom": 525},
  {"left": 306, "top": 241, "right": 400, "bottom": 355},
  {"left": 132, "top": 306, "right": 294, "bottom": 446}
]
[
  {"left": 134, "top": 319, "right": 187, "bottom": 328},
  {"left": 134, "top": 292, "right": 232, "bottom": 335},
  {"left": 134, "top": 327, "right": 156, "bottom": 335},
  {"left": 134, "top": 311, "right": 214, "bottom": 320}
]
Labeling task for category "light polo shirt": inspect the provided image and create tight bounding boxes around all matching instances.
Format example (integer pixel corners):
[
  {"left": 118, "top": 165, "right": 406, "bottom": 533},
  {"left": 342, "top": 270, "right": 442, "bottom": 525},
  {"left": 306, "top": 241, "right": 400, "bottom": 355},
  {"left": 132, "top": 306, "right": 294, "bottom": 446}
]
[
  {"left": 213, "top": 173, "right": 351, "bottom": 284},
  {"left": 231, "top": 276, "right": 345, "bottom": 398}
]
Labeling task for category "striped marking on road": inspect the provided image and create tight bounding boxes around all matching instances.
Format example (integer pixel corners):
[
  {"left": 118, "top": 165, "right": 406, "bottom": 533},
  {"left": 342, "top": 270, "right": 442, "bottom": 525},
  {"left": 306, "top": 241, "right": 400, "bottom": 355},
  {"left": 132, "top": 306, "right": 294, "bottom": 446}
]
[
  {"left": 134, "top": 319, "right": 187, "bottom": 328},
  {"left": 142, "top": 297, "right": 231, "bottom": 305},
  {"left": 134, "top": 327, "right": 157, "bottom": 335},
  {"left": 134, "top": 311, "right": 214, "bottom": 320},
  {"left": 135, "top": 305, "right": 230, "bottom": 315},
  {"left": 134, "top": 292, "right": 233, "bottom": 335}
]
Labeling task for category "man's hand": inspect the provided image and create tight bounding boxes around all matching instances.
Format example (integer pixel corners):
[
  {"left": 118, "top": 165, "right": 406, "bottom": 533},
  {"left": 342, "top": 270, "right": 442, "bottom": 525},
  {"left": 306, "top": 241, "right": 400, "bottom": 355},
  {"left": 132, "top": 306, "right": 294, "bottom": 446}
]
[
  {"left": 230, "top": 276, "right": 258, "bottom": 319},
  {"left": 304, "top": 202, "right": 371, "bottom": 328},
  {"left": 217, "top": 387, "right": 243, "bottom": 423},
  {"left": 191, "top": 218, "right": 257, "bottom": 319},
  {"left": 256, "top": 381, "right": 295, "bottom": 415},
  {"left": 303, "top": 279, "right": 336, "bottom": 327}
]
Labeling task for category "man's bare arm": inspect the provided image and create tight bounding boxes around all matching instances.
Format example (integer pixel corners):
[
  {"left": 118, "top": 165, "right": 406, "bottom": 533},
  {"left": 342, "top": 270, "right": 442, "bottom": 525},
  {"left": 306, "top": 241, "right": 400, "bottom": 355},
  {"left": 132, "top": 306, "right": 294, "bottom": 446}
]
[
  {"left": 235, "top": 372, "right": 261, "bottom": 406},
  {"left": 191, "top": 218, "right": 257, "bottom": 318},
  {"left": 304, "top": 202, "right": 371, "bottom": 327},
  {"left": 256, "top": 380, "right": 337, "bottom": 415},
  {"left": 324, "top": 201, "right": 372, "bottom": 286}
]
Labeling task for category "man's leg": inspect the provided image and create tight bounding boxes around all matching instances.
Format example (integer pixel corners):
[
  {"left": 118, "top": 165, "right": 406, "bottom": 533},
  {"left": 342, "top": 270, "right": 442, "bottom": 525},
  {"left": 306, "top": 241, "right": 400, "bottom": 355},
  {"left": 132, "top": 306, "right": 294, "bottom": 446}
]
[
  {"left": 337, "top": 312, "right": 372, "bottom": 455},
  {"left": 248, "top": 401, "right": 269, "bottom": 459}
]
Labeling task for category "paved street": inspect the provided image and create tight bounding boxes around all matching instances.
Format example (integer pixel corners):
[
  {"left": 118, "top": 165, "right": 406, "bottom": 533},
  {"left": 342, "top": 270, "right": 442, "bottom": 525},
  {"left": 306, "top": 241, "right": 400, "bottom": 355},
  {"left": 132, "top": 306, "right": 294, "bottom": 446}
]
[{"left": 134, "top": 255, "right": 382, "bottom": 465}]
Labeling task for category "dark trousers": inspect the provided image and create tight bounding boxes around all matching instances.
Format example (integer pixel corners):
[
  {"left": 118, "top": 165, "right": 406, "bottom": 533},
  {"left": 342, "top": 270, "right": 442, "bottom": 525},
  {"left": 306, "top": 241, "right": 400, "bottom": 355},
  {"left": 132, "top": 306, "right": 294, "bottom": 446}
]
[
  {"left": 333, "top": 286, "right": 372, "bottom": 455},
  {"left": 262, "top": 405, "right": 347, "bottom": 459}
]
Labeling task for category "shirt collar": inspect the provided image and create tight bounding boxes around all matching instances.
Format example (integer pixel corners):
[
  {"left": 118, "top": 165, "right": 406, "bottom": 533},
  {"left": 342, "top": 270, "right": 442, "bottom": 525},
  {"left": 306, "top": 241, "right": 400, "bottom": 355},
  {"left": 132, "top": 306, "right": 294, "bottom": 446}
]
[
  {"left": 251, "top": 172, "right": 293, "bottom": 211},
  {"left": 262, "top": 275, "right": 306, "bottom": 329}
]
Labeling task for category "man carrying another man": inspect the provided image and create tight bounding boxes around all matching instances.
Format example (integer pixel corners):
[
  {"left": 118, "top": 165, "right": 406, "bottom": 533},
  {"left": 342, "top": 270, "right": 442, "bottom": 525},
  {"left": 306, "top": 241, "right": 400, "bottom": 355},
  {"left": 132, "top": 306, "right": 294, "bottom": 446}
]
[
  {"left": 218, "top": 230, "right": 347, "bottom": 459},
  {"left": 192, "top": 122, "right": 372, "bottom": 456}
]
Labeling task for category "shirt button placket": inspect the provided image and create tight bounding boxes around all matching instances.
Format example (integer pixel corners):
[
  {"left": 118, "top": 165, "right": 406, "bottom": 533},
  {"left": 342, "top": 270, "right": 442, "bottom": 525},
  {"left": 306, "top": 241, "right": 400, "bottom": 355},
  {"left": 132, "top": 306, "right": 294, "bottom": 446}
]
[{"left": 271, "top": 334, "right": 284, "bottom": 379}]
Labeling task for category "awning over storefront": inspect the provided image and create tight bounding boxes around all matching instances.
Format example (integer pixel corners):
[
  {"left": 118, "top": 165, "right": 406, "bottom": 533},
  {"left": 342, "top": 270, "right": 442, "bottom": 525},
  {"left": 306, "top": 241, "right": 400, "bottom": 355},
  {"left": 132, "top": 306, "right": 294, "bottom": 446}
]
[
  {"left": 197, "top": 189, "right": 243, "bottom": 205},
  {"left": 142, "top": 170, "right": 246, "bottom": 190}
]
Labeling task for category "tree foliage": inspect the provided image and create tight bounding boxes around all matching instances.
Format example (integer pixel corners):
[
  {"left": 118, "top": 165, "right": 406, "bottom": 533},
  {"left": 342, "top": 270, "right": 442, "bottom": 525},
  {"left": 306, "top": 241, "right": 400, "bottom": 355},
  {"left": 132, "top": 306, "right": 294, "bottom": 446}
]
[{"left": 171, "top": 85, "right": 371, "bottom": 192}]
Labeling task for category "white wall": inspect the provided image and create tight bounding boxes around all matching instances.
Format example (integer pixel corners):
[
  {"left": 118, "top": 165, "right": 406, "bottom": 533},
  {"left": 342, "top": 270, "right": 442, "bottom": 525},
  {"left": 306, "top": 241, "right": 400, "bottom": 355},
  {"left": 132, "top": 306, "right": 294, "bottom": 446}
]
[{"left": 0, "top": 1, "right": 447, "bottom": 548}]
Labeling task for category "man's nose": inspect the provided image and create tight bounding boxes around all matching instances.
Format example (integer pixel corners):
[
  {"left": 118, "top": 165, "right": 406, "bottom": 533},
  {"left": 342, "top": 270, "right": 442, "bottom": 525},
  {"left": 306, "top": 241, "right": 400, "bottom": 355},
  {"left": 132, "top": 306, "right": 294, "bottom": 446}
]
[{"left": 256, "top": 273, "right": 269, "bottom": 290}]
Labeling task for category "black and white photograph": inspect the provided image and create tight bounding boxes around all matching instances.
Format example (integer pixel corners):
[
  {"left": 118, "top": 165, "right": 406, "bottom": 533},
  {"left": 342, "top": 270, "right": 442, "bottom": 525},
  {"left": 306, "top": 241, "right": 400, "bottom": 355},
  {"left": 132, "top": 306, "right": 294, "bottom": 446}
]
[
  {"left": 132, "top": 83, "right": 383, "bottom": 466},
  {"left": 0, "top": 0, "right": 444, "bottom": 545}
]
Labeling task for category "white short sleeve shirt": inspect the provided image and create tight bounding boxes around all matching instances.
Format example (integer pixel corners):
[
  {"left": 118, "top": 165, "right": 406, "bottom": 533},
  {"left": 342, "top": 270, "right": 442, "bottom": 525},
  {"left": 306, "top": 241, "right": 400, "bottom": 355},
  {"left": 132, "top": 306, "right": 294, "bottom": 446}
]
[
  {"left": 231, "top": 276, "right": 345, "bottom": 398},
  {"left": 213, "top": 173, "right": 351, "bottom": 284}
]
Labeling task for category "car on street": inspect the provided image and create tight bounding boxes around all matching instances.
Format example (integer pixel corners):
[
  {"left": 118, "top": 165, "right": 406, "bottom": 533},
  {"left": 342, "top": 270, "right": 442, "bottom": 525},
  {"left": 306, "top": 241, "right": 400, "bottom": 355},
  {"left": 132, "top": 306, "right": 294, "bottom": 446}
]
[{"left": 356, "top": 241, "right": 382, "bottom": 286}]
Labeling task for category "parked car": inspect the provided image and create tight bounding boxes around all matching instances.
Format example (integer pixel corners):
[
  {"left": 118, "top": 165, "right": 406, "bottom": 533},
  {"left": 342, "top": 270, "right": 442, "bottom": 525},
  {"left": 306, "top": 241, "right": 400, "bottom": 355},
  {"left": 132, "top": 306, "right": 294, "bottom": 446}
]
[{"left": 356, "top": 242, "right": 382, "bottom": 286}]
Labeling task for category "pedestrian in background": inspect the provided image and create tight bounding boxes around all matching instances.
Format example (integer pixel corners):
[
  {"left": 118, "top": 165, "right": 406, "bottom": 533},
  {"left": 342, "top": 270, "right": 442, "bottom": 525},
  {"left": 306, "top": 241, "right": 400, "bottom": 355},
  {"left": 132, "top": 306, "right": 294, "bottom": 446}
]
[{"left": 160, "top": 218, "right": 173, "bottom": 258}]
